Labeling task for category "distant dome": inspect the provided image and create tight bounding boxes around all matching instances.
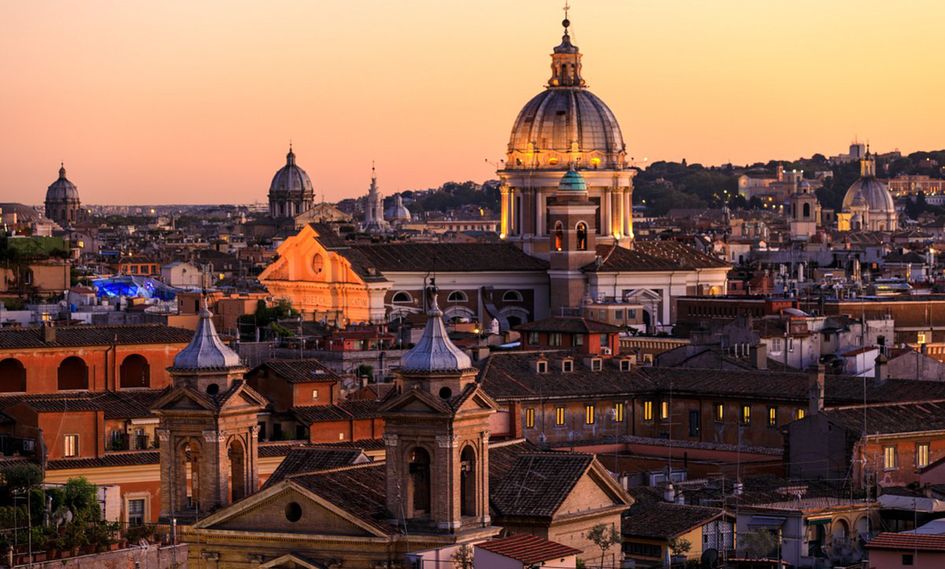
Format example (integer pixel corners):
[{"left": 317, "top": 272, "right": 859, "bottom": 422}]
[
  {"left": 385, "top": 195, "right": 412, "bottom": 222},
  {"left": 269, "top": 148, "right": 314, "bottom": 197},
  {"left": 558, "top": 168, "right": 587, "bottom": 192},
  {"left": 843, "top": 177, "right": 894, "bottom": 214},
  {"left": 46, "top": 165, "right": 79, "bottom": 201}
]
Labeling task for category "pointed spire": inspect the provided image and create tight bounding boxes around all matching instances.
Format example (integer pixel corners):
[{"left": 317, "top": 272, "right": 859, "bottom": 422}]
[
  {"left": 399, "top": 278, "right": 472, "bottom": 373},
  {"left": 172, "top": 295, "right": 243, "bottom": 370},
  {"left": 58, "top": 162, "right": 66, "bottom": 179}
]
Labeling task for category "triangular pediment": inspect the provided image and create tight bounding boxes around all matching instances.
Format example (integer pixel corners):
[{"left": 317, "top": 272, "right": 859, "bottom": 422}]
[
  {"left": 152, "top": 387, "right": 216, "bottom": 412},
  {"left": 380, "top": 387, "right": 451, "bottom": 415},
  {"left": 555, "top": 460, "right": 633, "bottom": 518},
  {"left": 259, "top": 554, "right": 327, "bottom": 569},
  {"left": 453, "top": 386, "right": 500, "bottom": 414},
  {"left": 218, "top": 382, "right": 269, "bottom": 411},
  {"left": 195, "top": 482, "right": 384, "bottom": 538}
]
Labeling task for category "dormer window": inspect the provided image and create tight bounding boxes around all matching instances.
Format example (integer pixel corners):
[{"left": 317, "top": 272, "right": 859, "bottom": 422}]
[
  {"left": 619, "top": 358, "right": 632, "bottom": 372},
  {"left": 392, "top": 291, "right": 413, "bottom": 303},
  {"left": 562, "top": 359, "right": 574, "bottom": 373},
  {"left": 590, "top": 358, "right": 602, "bottom": 371},
  {"left": 536, "top": 360, "right": 548, "bottom": 374}
]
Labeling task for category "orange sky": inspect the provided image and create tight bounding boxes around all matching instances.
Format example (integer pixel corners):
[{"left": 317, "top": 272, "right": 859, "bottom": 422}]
[{"left": 1, "top": 0, "right": 943, "bottom": 205}]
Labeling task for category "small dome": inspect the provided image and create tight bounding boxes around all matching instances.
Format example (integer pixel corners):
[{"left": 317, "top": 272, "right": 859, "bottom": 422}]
[
  {"left": 558, "top": 168, "right": 587, "bottom": 192},
  {"left": 172, "top": 299, "right": 243, "bottom": 370},
  {"left": 46, "top": 165, "right": 79, "bottom": 201},
  {"left": 843, "top": 177, "right": 894, "bottom": 214},
  {"left": 269, "top": 148, "right": 314, "bottom": 197},
  {"left": 399, "top": 281, "right": 472, "bottom": 373},
  {"left": 385, "top": 195, "right": 412, "bottom": 222}
]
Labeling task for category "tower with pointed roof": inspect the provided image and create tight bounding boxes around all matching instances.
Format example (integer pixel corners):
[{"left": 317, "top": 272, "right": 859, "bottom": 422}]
[
  {"left": 152, "top": 299, "right": 268, "bottom": 521},
  {"left": 44, "top": 164, "right": 81, "bottom": 227},
  {"left": 380, "top": 279, "right": 498, "bottom": 534},
  {"left": 361, "top": 164, "right": 391, "bottom": 233}
]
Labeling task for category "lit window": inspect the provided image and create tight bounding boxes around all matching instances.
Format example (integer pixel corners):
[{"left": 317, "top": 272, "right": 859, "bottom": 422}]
[
  {"left": 614, "top": 403, "right": 624, "bottom": 422},
  {"left": 536, "top": 360, "right": 548, "bottom": 374},
  {"left": 525, "top": 408, "right": 535, "bottom": 429},
  {"left": 714, "top": 403, "right": 724, "bottom": 423},
  {"left": 795, "top": 408, "right": 806, "bottom": 420},
  {"left": 918, "top": 332, "right": 928, "bottom": 345},
  {"left": 585, "top": 404, "right": 595, "bottom": 425},
  {"left": 312, "top": 389, "right": 319, "bottom": 401},
  {"left": 741, "top": 404, "right": 751, "bottom": 425},
  {"left": 917, "top": 443, "right": 930, "bottom": 468},
  {"left": 659, "top": 401, "right": 670, "bottom": 421},
  {"left": 562, "top": 359, "right": 574, "bottom": 373},
  {"left": 768, "top": 407, "right": 777, "bottom": 427},
  {"left": 128, "top": 498, "right": 145, "bottom": 526},
  {"left": 64, "top": 434, "right": 79, "bottom": 458},
  {"left": 884, "top": 446, "right": 898, "bottom": 470},
  {"left": 555, "top": 407, "right": 565, "bottom": 426},
  {"left": 643, "top": 400, "right": 654, "bottom": 421}
]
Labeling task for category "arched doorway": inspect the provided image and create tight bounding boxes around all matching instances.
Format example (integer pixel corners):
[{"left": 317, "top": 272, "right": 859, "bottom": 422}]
[
  {"left": 119, "top": 354, "right": 150, "bottom": 388},
  {"left": 407, "top": 447, "right": 431, "bottom": 518},
  {"left": 58, "top": 356, "right": 88, "bottom": 390},
  {"left": 460, "top": 446, "right": 477, "bottom": 517},
  {"left": 0, "top": 358, "right": 26, "bottom": 392},
  {"left": 228, "top": 439, "right": 246, "bottom": 502}
]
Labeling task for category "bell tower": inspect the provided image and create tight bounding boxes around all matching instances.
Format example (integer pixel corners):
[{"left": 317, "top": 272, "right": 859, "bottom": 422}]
[
  {"left": 548, "top": 168, "right": 598, "bottom": 312},
  {"left": 152, "top": 299, "right": 267, "bottom": 522},
  {"left": 380, "top": 280, "right": 498, "bottom": 534}
]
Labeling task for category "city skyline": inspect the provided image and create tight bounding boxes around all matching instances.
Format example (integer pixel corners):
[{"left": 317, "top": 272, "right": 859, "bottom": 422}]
[{"left": 1, "top": 0, "right": 943, "bottom": 205}]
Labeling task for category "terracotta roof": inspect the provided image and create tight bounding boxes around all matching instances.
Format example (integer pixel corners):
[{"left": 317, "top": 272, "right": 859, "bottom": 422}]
[
  {"left": 622, "top": 502, "right": 727, "bottom": 540},
  {"left": 345, "top": 243, "right": 548, "bottom": 273},
  {"left": 491, "top": 452, "right": 593, "bottom": 518},
  {"left": 477, "top": 534, "right": 580, "bottom": 564},
  {"left": 257, "top": 441, "right": 312, "bottom": 458},
  {"left": 289, "top": 463, "right": 393, "bottom": 534},
  {"left": 47, "top": 451, "right": 159, "bottom": 470},
  {"left": 292, "top": 399, "right": 382, "bottom": 425},
  {"left": 588, "top": 240, "right": 729, "bottom": 273},
  {"left": 515, "top": 316, "right": 622, "bottom": 334},
  {"left": 251, "top": 359, "right": 340, "bottom": 384},
  {"left": 0, "top": 390, "right": 164, "bottom": 419},
  {"left": 0, "top": 324, "right": 194, "bottom": 350},
  {"left": 263, "top": 447, "right": 369, "bottom": 488},
  {"left": 821, "top": 401, "right": 945, "bottom": 435},
  {"left": 867, "top": 532, "right": 945, "bottom": 552}
]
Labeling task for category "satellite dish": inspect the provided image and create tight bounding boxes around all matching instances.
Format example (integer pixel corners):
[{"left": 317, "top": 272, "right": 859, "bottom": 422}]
[{"left": 701, "top": 548, "right": 719, "bottom": 568}]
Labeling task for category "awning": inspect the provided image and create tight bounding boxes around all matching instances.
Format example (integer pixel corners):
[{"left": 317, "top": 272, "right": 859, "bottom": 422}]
[
  {"left": 748, "top": 515, "right": 787, "bottom": 529},
  {"left": 806, "top": 517, "right": 831, "bottom": 526}
]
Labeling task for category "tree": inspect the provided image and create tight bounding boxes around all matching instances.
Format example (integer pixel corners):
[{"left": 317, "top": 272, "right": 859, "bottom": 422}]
[
  {"left": 741, "top": 529, "right": 778, "bottom": 559},
  {"left": 585, "top": 523, "right": 621, "bottom": 569},
  {"left": 451, "top": 544, "right": 474, "bottom": 569},
  {"left": 669, "top": 536, "right": 692, "bottom": 559}
]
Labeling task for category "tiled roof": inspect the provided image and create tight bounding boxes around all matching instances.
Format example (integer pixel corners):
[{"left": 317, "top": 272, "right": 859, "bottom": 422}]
[
  {"left": 622, "top": 502, "right": 726, "bottom": 540},
  {"left": 0, "top": 324, "right": 194, "bottom": 350},
  {"left": 515, "top": 316, "right": 622, "bottom": 334},
  {"left": 477, "top": 534, "right": 580, "bottom": 564},
  {"left": 867, "top": 532, "right": 945, "bottom": 552},
  {"left": 344, "top": 243, "right": 548, "bottom": 274},
  {"left": 491, "top": 452, "right": 593, "bottom": 518},
  {"left": 252, "top": 359, "right": 340, "bottom": 384},
  {"left": 292, "top": 399, "right": 383, "bottom": 425},
  {"left": 588, "top": 241, "right": 729, "bottom": 273},
  {"left": 289, "top": 463, "right": 392, "bottom": 534},
  {"left": 822, "top": 401, "right": 945, "bottom": 435},
  {"left": 257, "top": 441, "right": 312, "bottom": 458},
  {"left": 0, "top": 390, "right": 164, "bottom": 419},
  {"left": 263, "top": 447, "right": 368, "bottom": 488},
  {"left": 47, "top": 451, "right": 159, "bottom": 470}
]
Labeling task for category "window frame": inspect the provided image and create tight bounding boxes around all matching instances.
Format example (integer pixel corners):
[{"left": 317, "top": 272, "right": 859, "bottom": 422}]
[
  {"left": 525, "top": 408, "right": 535, "bottom": 429},
  {"left": 64, "top": 434, "right": 79, "bottom": 458},
  {"left": 536, "top": 360, "right": 548, "bottom": 374},
  {"left": 741, "top": 404, "right": 751, "bottom": 426},
  {"left": 643, "top": 400, "right": 654, "bottom": 422},
  {"left": 714, "top": 403, "right": 724, "bottom": 423},
  {"left": 883, "top": 445, "right": 898, "bottom": 471},
  {"left": 917, "top": 442, "right": 930, "bottom": 468},
  {"left": 561, "top": 359, "right": 574, "bottom": 373},
  {"left": 613, "top": 402, "right": 624, "bottom": 422},
  {"left": 768, "top": 406, "right": 777, "bottom": 428},
  {"left": 555, "top": 406, "right": 566, "bottom": 426},
  {"left": 584, "top": 404, "right": 595, "bottom": 425},
  {"left": 391, "top": 291, "right": 413, "bottom": 303},
  {"left": 446, "top": 290, "right": 468, "bottom": 303}
]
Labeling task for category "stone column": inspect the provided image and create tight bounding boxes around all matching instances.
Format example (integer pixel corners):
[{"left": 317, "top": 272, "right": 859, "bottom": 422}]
[
  {"left": 499, "top": 185, "right": 510, "bottom": 237},
  {"left": 601, "top": 189, "right": 611, "bottom": 236}
]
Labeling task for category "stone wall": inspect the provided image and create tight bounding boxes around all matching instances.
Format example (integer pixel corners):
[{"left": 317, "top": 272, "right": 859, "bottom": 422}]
[{"left": 8, "top": 544, "right": 188, "bottom": 569}]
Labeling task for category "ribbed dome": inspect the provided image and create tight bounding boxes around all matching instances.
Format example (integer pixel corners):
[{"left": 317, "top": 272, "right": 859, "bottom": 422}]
[
  {"left": 385, "top": 195, "right": 412, "bottom": 222},
  {"left": 172, "top": 299, "right": 243, "bottom": 370},
  {"left": 46, "top": 165, "right": 79, "bottom": 201},
  {"left": 843, "top": 177, "right": 894, "bottom": 214},
  {"left": 399, "top": 281, "right": 472, "bottom": 373},
  {"left": 269, "top": 148, "right": 314, "bottom": 197},
  {"left": 558, "top": 168, "right": 587, "bottom": 192}
]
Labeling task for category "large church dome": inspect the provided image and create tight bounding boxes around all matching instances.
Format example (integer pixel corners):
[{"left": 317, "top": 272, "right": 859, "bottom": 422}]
[
  {"left": 506, "top": 20, "right": 626, "bottom": 171},
  {"left": 269, "top": 147, "right": 313, "bottom": 197},
  {"left": 842, "top": 177, "right": 894, "bottom": 213},
  {"left": 841, "top": 152, "right": 898, "bottom": 232},
  {"left": 46, "top": 165, "right": 79, "bottom": 201}
]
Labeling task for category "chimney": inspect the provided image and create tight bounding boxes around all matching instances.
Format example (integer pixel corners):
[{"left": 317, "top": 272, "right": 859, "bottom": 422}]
[
  {"left": 663, "top": 482, "right": 676, "bottom": 503},
  {"left": 808, "top": 364, "right": 825, "bottom": 415},
  {"left": 752, "top": 342, "right": 768, "bottom": 370},
  {"left": 875, "top": 354, "right": 889, "bottom": 383},
  {"left": 42, "top": 323, "right": 56, "bottom": 344}
]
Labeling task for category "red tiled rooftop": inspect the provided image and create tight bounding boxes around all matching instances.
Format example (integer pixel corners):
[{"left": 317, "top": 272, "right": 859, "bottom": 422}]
[
  {"left": 476, "top": 534, "right": 581, "bottom": 564},
  {"left": 867, "top": 532, "right": 945, "bottom": 552}
]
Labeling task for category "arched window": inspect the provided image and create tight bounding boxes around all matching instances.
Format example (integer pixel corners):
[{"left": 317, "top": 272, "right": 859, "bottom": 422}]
[
  {"left": 576, "top": 222, "right": 588, "bottom": 251},
  {"left": 0, "top": 358, "right": 26, "bottom": 393},
  {"left": 58, "top": 357, "right": 88, "bottom": 390},
  {"left": 553, "top": 221, "right": 564, "bottom": 251},
  {"left": 408, "top": 447, "right": 431, "bottom": 518},
  {"left": 392, "top": 291, "right": 412, "bottom": 303},
  {"left": 460, "top": 446, "right": 477, "bottom": 517},
  {"left": 802, "top": 203, "right": 811, "bottom": 218},
  {"left": 447, "top": 291, "right": 468, "bottom": 303},
  {"left": 502, "top": 290, "right": 523, "bottom": 302},
  {"left": 228, "top": 439, "right": 246, "bottom": 502},
  {"left": 120, "top": 354, "right": 150, "bottom": 388}
]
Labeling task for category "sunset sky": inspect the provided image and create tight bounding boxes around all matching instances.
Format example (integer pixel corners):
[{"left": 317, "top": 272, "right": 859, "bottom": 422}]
[{"left": 1, "top": 0, "right": 943, "bottom": 205}]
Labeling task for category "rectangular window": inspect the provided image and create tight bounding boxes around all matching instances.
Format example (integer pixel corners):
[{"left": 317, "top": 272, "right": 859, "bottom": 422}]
[
  {"left": 741, "top": 404, "right": 751, "bottom": 425},
  {"left": 312, "top": 389, "right": 319, "bottom": 401},
  {"left": 127, "top": 498, "right": 145, "bottom": 526},
  {"left": 918, "top": 332, "right": 928, "bottom": 345},
  {"left": 660, "top": 401, "right": 669, "bottom": 421},
  {"left": 917, "top": 442, "right": 930, "bottom": 468},
  {"left": 525, "top": 408, "right": 535, "bottom": 429},
  {"left": 768, "top": 407, "right": 777, "bottom": 427},
  {"left": 614, "top": 402, "right": 625, "bottom": 422},
  {"left": 620, "top": 359, "right": 632, "bottom": 371},
  {"left": 615, "top": 309, "right": 624, "bottom": 320},
  {"left": 689, "top": 410, "right": 701, "bottom": 437},
  {"left": 573, "top": 334, "right": 584, "bottom": 347},
  {"left": 591, "top": 358, "right": 602, "bottom": 371},
  {"left": 536, "top": 360, "right": 548, "bottom": 374},
  {"left": 714, "top": 403, "right": 724, "bottom": 423},
  {"left": 600, "top": 334, "right": 609, "bottom": 347},
  {"left": 772, "top": 338, "right": 782, "bottom": 352},
  {"left": 629, "top": 309, "right": 637, "bottom": 319},
  {"left": 528, "top": 332, "right": 539, "bottom": 345},
  {"left": 884, "top": 446, "right": 898, "bottom": 470},
  {"left": 643, "top": 400, "right": 654, "bottom": 421},
  {"left": 788, "top": 337, "right": 795, "bottom": 352},
  {"left": 549, "top": 333, "right": 562, "bottom": 347},
  {"left": 795, "top": 408, "right": 806, "bottom": 420},
  {"left": 903, "top": 554, "right": 914, "bottom": 566},
  {"left": 585, "top": 404, "right": 596, "bottom": 425},
  {"left": 562, "top": 360, "right": 574, "bottom": 373},
  {"left": 64, "top": 434, "right": 79, "bottom": 458},
  {"left": 555, "top": 407, "right": 565, "bottom": 426}
]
